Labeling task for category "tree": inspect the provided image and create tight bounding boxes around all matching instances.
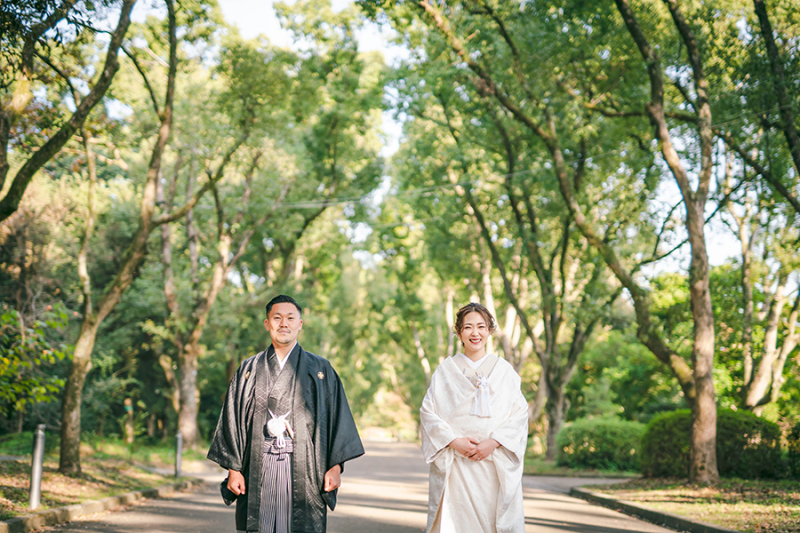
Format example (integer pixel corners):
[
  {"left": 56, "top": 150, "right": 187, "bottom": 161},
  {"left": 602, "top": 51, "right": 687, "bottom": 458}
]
[
  {"left": 0, "top": 0, "right": 137, "bottom": 222},
  {"left": 152, "top": 0, "right": 386, "bottom": 445},
  {"left": 363, "top": 0, "right": 731, "bottom": 482},
  {"left": 59, "top": 0, "right": 228, "bottom": 474}
]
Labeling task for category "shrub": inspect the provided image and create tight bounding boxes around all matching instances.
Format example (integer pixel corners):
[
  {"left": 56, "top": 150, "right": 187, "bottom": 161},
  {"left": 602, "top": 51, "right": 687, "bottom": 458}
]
[
  {"left": 788, "top": 423, "right": 800, "bottom": 479},
  {"left": 717, "top": 409, "right": 783, "bottom": 478},
  {"left": 641, "top": 409, "right": 784, "bottom": 479},
  {"left": 556, "top": 417, "right": 646, "bottom": 471},
  {"left": 640, "top": 410, "right": 692, "bottom": 478}
]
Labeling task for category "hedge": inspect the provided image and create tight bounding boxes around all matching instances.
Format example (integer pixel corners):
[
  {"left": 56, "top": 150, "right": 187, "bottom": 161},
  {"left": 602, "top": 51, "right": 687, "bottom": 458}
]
[
  {"left": 788, "top": 423, "right": 800, "bottom": 479},
  {"left": 556, "top": 417, "right": 646, "bottom": 472},
  {"left": 641, "top": 409, "right": 784, "bottom": 478}
]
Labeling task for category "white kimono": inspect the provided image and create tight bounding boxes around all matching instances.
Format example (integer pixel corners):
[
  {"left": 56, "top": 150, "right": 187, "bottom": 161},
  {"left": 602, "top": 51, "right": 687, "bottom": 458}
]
[{"left": 420, "top": 353, "right": 528, "bottom": 533}]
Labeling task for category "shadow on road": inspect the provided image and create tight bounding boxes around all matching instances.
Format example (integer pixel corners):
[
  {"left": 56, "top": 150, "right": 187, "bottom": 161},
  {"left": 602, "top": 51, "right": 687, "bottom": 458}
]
[{"left": 47, "top": 441, "right": 675, "bottom": 533}]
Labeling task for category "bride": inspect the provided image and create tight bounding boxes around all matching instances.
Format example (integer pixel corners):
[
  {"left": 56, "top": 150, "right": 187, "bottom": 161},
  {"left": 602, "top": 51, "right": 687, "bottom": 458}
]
[{"left": 420, "top": 302, "right": 528, "bottom": 533}]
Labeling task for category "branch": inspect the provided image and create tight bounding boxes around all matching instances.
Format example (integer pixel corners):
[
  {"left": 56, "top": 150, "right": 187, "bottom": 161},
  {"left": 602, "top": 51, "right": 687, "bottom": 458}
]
[
  {"left": 34, "top": 51, "right": 80, "bottom": 105},
  {"left": 717, "top": 128, "right": 800, "bottom": 214},
  {"left": 153, "top": 134, "right": 249, "bottom": 226},
  {"left": 121, "top": 45, "right": 160, "bottom": 116},
  {"left": 662, "top": 0, "right": 714, "bottom": 198},
  {"left": 671, "top": 77, "right": 697, "bottom": 114},
  {"left": 634, "top": 177, "right": 745, "bottom": 272},
  {"left": 476, "top": 0, "right": 536, "bottom": 102},
  {"left": 752, "top": 0, "right": 800, "bottom": 179},
  {"left": 583, "top": 99, "right": 697, "bottom": 123},
  {"left": 0, "top": 0, "right": 137, "bottom": 223}
]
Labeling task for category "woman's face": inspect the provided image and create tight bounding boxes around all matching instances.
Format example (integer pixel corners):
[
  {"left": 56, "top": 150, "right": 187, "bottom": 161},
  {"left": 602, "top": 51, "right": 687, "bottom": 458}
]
[{"left": 459, "top": 311, "right": 489, "bottom": 357}]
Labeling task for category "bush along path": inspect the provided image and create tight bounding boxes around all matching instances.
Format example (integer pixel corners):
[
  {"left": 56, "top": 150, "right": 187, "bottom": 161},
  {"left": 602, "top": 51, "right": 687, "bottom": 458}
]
[
  {"left": 560, "top": 408, "right": 800, "bottom": 533},
  {"left": 642, "top": 410, "right": 785, "bottom": 479}
]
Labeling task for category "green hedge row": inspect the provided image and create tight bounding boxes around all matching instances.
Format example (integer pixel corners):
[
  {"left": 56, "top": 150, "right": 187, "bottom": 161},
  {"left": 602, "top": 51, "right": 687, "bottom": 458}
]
[
  {"left": 786, "top": 423, "right": 800, "bottom": 479},
  {"left": 640, "top": 409, "right": 783, "bottom": 478},
  {"left": 553, "top": 409, "right": 794, "bottom": 479},
  {"left": 555, "top": 417, "right": 646, "bottom": 472}
]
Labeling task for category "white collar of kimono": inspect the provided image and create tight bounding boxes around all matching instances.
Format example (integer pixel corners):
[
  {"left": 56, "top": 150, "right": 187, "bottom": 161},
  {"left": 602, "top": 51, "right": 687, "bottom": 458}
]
[
  {"left": 458, "top": 351, "right": 491, "bottom": 369},
  {"left": 273, "top": 341, "right": 297, "bottom": 370}
]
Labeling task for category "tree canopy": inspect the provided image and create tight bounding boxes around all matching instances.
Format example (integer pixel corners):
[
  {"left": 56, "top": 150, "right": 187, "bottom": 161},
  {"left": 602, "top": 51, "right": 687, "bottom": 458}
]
[{"left": 1, "top": 0, "right": 798, "bottom": 484}]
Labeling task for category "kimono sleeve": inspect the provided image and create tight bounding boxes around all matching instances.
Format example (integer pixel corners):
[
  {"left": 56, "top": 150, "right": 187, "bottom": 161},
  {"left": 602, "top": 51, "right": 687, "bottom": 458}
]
[
  {"left": 325, "top": 366, "right": 365, "bottom": 470},
  {"left": 207, "top": 364, "right": 249, "bottom": 472},
  {"left": 419, "top": 370, "right": 459, "bottom": 463},
  {"left": 490, "top": 389, "right": 529, "bottom": 465}
]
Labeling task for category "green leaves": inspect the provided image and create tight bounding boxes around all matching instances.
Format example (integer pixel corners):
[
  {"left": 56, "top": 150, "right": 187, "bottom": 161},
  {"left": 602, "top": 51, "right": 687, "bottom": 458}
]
[{"left": 0, "top": 304, "right": 70, "bottom": 413}]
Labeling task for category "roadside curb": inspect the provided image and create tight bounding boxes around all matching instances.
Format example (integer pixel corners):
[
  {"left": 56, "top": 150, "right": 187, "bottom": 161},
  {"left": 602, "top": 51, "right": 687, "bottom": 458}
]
[
  {"left": 0, "top": 478, "right": 205, "bottom": 533},
  {"left": 569, "top": 487, "right": 743, "bottom": 533}
]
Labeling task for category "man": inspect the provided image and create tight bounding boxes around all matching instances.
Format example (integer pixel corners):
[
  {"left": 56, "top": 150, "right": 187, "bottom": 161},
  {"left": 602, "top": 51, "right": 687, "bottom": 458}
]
[{"left": 208, "top": 295, "right": 364, "bottom": 533}]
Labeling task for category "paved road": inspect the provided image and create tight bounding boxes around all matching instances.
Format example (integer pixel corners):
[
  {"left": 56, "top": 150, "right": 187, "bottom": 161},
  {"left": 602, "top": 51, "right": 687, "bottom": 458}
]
[{"left": 49, "top": 441, "right": 674, "bottom": 533}]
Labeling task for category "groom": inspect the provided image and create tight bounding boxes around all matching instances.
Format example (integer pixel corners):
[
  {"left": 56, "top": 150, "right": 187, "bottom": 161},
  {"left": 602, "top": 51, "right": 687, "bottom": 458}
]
[{"left": 208, "top": 295, "right": 364, "bottom": 533}]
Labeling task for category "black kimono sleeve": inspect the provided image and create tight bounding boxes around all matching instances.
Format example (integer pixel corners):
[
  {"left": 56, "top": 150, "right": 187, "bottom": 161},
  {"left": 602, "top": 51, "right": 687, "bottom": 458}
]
[
  {"left": 325, "top": 368, "right": 365, "bottom": 470},
  {"left": 207, "top": 359, "right": 253, "bottom": 472}
]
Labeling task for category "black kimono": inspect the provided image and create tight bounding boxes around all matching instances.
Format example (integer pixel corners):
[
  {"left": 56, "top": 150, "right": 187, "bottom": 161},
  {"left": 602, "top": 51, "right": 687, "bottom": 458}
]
[{"left": 207, "top": 344, "right": 365, "bottom": 532}]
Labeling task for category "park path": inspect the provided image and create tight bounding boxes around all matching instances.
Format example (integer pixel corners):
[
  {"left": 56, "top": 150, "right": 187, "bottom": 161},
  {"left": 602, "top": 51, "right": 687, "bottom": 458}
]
[{"left": 47, "top": 441, "right": 674, "bottom": 533}]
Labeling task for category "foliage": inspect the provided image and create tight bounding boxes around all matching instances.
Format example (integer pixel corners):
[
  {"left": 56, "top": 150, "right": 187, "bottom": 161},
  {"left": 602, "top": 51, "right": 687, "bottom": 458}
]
[
  {"left": 3, "top": 0, "right": 800, "bottom": 476},
  {"left": 566, "top": 328, "right": 685, "bottom": 423},
  {"left": 640, "top": 410, "right": 693, "bottom": 478},
  {"left": 555, "top": 417, "right": 645, "bottom": 472},
  {"left": 0, "top": 304, "right": 70, "bottom": 416},
  {"left": 0, "top": 430, "right": 58, "bottom": 456},
  {"left": 641, "top": 409, "right": 785, "bottom": 479},
  {"left": 788, "top": 423, "right": 800, "bottom": 480}
]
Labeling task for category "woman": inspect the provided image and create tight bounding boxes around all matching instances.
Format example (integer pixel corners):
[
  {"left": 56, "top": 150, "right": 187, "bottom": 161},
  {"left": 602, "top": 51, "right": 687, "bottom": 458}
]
[{"left": 420, "top": 302, "right": 528, "bottom": 533}]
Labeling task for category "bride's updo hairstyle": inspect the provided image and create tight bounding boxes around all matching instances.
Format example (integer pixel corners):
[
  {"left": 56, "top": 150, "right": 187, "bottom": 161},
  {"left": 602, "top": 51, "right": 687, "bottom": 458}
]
[{"left": 454, "top": 302, "right": 498, "bottom": 336}]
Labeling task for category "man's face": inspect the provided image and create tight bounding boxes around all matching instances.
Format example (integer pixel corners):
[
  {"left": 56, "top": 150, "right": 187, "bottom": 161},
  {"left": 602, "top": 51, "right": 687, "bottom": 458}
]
[{"left": 264, "top": 302, "right": 303, "bottom": 347}]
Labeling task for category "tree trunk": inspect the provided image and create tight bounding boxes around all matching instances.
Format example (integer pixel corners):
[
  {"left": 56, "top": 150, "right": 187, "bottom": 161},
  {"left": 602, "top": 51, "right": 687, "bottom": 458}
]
[
  {"left": 177, "top": 343, "right": 200, "bottom": 447},
  {"left": 59, "top": 318, "right": 99, "bottom": 474},
  {"left": 744, "top": 274, "right": 789, "bottom": 408},
  {"left": 58, "top": 0, "right": 179, "bottom": 475},
  {"left": 544, "top": 384, "right": 567, "bottom": 461},
  {"left": 412, "top": 323, "right": 432, "bottom": 387},
  {"left": 445, "top": 286, "right": 455, "bottom": 359},
  {"left": 686, "top": 201, "right": 718, "bottom": 484}
]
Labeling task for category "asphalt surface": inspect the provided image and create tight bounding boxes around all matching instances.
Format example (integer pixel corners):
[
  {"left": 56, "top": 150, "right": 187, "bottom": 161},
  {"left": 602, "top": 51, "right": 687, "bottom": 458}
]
[{"left": 47, "top": 441, "right": 674, "bottom": 533}]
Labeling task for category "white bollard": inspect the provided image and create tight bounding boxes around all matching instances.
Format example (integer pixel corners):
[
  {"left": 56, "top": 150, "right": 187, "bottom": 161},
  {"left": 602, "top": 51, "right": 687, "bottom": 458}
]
[
  {"left": 29, "top": 424, "right": 46, "bottom": 509},
  {"left": 175, "top": 431, "right": 183, "bottom": 477}
]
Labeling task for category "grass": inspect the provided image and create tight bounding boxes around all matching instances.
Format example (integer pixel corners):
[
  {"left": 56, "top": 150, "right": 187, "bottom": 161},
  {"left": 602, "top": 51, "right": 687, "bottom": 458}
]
[
  {"left": 0, "top": 432, "right": 204, "bottom": 521},
  {"left": 524, "top": 456, "right": 639, "bottom": 478},
  {"left": 586, "top": 477, "right": 800, "bottom": 533}
]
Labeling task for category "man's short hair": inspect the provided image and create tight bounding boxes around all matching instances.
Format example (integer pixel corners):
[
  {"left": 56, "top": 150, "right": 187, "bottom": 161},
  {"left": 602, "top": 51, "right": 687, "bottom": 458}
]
[{"left": 265, "top": 295, "right": 303, "bottom": 318}]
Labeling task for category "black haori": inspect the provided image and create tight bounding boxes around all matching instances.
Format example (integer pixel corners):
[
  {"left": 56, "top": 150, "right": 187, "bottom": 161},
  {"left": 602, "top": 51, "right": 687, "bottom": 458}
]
[{"left": 208, "top": 343, "right": 364, "bottom": 533}]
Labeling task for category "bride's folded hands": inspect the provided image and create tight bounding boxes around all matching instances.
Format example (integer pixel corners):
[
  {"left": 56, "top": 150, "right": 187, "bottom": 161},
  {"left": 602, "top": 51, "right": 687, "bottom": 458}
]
[{"left": 449, "top": 436, "right": 480, "bottom": 455}]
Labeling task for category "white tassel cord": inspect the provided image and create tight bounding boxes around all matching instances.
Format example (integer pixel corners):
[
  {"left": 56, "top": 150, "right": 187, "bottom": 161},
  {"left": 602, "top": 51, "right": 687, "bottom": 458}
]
[
  {"left": 267, "top": 409, "right": 293, "bottom": 448},
  {"left": 470, "top": 375, "right": 492, "bottom": 418}
]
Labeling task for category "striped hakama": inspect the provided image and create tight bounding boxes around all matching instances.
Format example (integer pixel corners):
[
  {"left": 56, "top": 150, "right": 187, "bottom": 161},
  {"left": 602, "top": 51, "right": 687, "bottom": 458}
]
[
  {"left": 259, "top": 437, "right": 294, "bottom": 533},
  {"left": 239, "top": 436, "right": 294, "bottom": 533}
]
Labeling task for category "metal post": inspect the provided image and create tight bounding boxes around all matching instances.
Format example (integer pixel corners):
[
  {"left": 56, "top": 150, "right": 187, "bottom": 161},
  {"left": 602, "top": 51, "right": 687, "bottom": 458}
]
[
  {"left": 29, "top": 424, "right": 46, "bottom": 510},
  {"left": 175, "top": 431, "right": 183, "bottom": 478}
]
